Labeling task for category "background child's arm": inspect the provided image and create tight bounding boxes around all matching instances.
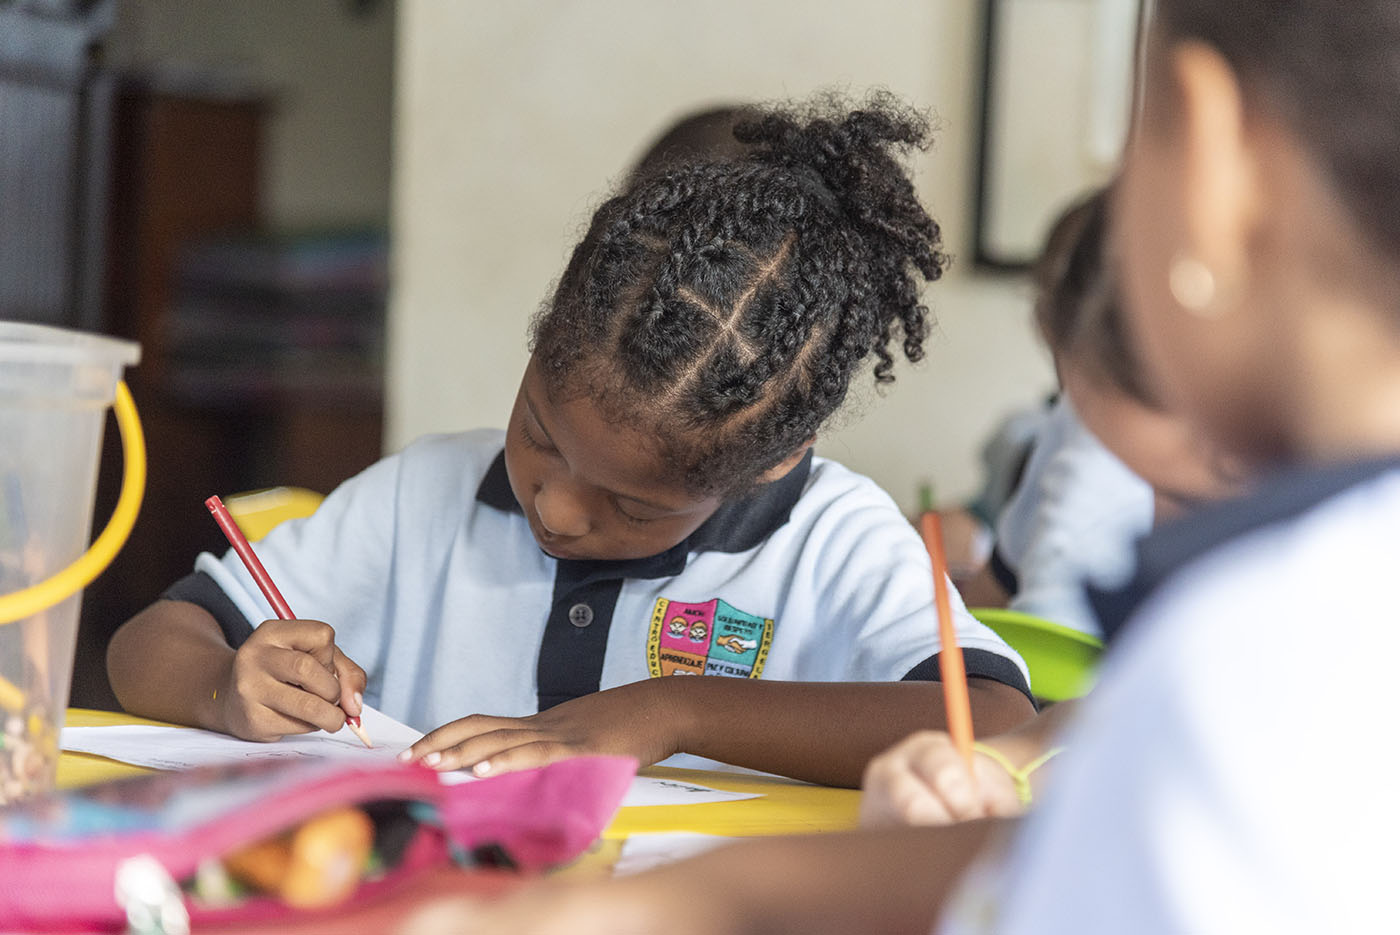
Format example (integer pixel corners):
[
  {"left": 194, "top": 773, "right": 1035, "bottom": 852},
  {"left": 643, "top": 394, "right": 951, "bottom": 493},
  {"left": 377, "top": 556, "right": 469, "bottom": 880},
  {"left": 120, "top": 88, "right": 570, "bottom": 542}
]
[
  {"left": 955, "top": 563, "right": 1011, "bottom": 608},
  {"left": 405, "top": 676, "right": 1034, "bottom": 788},
  {"left": 400, "top": 820, "right": 1006, "bottom": 935},
  {"left": 108, "top": 600, "right": 366, "bottom": 741}
]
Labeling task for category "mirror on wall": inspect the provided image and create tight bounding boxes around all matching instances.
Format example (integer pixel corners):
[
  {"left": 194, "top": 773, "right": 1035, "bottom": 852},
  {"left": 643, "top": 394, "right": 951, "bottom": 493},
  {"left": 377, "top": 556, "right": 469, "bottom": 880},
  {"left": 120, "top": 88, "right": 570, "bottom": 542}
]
[{"left": 971, "top": 0, "right": 1142, "bottom": 270}]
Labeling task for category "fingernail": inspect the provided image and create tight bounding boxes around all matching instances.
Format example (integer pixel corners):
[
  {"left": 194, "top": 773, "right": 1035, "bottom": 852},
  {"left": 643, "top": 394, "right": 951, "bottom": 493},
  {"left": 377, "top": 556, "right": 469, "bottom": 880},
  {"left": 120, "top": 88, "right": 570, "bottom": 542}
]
[
  {"left": 397, "top": 749, "right": 413, "bottom": 762},
  {"left": 353, "top": 691, "right": 363, "bottom": 713},
  {"left": 424, "top": 752, "right": 441, "bottom": 767},
  {"left": 472, "top": 760, "right": 491, "bottom": 776}
]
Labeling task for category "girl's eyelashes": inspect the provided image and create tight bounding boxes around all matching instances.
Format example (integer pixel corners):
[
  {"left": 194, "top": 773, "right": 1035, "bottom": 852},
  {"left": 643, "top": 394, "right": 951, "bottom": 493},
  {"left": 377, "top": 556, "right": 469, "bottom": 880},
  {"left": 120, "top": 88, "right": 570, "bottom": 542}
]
[
  {"left": 612, "top": 500, "right": 653, "bottom": 526},
  {"left": 517, "top": 419, "right": 554, "bottom": 453}
]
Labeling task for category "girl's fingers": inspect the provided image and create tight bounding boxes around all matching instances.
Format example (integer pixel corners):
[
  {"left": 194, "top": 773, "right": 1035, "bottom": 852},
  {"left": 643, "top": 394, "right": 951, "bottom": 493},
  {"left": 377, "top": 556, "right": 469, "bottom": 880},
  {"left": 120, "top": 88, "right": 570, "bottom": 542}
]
[
  {"left": 457, "top": 739, "right": 568, "bottom": 778},
  {"left": 264, "top": 646, "right": 344, "bottom": 703},
  {"left": 258, "top": 619, "right": 339, "bottom": 668},
  {"left": 861, "top": 764, "right": 955, "bottom": 828},
  {"left": 417, "top": 727, "right": 543, "bottom": 772},
  {"left": 407, "top": 715, "right": 521, "bottom": 760},
  {"left": 910, "top": 755, "right": 981, "bottom": 821},
  {"left": 884, "top": 769, "right": 956, "bottom": 826},
  {"left": 331, "top": 646, "right": 367, "bottom": 714},
  {"left": 260, "top": 677, "right": 350, "bottom": 734}
]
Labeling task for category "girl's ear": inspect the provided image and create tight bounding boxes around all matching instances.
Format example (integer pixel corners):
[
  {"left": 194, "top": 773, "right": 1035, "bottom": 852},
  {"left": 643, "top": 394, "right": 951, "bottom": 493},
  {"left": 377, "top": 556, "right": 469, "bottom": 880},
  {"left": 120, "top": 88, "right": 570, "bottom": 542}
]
[
  {"left": 1170, "top": 40, "right": 1262, "bottom": 297},
  {"left": 755, "top": 439, "right": 815, "bottom": 485}
]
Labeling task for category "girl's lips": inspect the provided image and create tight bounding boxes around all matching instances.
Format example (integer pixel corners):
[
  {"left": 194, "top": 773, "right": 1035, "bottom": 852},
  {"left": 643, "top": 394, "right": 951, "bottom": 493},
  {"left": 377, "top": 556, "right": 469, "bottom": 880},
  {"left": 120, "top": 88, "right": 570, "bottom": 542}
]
[{"left": 540, "top": 542, "right": 581, "bottom": 560}]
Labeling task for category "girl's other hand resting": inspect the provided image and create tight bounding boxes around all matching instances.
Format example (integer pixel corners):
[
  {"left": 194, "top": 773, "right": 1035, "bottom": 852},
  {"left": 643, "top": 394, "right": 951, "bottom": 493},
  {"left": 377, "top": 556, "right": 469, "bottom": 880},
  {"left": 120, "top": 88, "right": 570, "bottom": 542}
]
[{"left": 402, "top": 680, "right": 677, "bottom": 776}]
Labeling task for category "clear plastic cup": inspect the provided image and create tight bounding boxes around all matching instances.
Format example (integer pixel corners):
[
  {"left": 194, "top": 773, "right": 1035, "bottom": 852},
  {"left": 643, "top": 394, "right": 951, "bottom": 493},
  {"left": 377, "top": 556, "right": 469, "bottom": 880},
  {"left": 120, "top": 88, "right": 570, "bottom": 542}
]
[{"left": 0, "top": 322, "right": 139, "bottom": 804}]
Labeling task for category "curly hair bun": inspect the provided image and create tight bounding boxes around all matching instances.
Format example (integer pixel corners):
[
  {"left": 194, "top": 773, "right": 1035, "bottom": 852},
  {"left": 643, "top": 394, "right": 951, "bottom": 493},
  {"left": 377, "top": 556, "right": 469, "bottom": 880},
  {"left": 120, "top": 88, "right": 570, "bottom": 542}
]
[{"left": 533, "top": 91, "right": 947, "bottom": 494}]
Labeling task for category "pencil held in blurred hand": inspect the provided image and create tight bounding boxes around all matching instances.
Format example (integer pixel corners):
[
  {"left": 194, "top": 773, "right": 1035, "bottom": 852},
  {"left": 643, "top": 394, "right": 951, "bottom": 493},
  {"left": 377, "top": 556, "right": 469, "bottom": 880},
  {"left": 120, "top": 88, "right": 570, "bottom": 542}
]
[{"left": 919, "top": 490, "right": 975, "bottom": 773}]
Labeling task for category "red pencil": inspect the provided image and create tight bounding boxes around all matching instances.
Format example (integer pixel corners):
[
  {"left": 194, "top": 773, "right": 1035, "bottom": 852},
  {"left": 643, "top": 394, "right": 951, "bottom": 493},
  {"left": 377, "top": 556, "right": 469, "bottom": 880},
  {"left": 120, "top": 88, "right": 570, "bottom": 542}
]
[
  {"left": 205, "top": 495, "right": 372, "bottom": 748},
  {"left": 919, "top": 504, "right": 975, "bottom": 774}
]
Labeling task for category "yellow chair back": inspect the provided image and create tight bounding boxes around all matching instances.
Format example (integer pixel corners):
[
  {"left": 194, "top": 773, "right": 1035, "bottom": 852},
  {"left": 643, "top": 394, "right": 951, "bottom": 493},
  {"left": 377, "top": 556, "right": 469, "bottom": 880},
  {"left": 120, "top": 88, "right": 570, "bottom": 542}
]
[{"left": 222, "top": 486, "right": 325, "bottom": 542}]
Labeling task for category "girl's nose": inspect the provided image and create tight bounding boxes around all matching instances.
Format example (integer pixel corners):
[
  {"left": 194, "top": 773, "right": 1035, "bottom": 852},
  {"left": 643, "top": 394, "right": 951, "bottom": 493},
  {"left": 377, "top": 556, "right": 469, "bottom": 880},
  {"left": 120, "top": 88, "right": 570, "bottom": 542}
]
[{"left": 534, "top": 481, "right": 591, "bottom": 538}]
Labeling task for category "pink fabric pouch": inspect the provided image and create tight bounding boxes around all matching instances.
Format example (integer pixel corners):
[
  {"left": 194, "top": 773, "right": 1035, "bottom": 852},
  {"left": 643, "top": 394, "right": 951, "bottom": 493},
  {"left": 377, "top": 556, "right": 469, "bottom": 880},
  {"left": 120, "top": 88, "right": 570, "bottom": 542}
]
[{"left": 0, "top": 755, "right": 636, "bottom": 932}]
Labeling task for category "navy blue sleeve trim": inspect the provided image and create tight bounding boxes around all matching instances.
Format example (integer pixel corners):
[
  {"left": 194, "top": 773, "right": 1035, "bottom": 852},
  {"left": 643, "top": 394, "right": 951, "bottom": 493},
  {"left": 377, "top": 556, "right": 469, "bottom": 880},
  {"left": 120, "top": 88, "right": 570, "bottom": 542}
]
[
  {"left": 161, "top": 571, "right": 256, "bottom": 649},
  {"left": 988, "top": 544, "right": 1019, "bottom": 597},
  {"left": 902, "top": 647, "right": 1035, "bottom": 707}
]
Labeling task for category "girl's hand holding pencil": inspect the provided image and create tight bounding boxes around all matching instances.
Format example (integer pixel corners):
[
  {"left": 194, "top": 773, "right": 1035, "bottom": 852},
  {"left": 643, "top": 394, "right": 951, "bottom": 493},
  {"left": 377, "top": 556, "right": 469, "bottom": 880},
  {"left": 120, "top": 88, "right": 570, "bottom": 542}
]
[
  {"left": 213, "top": 617, "right": 368, "bottom": 743},
  {"left": 204, "top": 495, "right": 371, "bottom": 746}
]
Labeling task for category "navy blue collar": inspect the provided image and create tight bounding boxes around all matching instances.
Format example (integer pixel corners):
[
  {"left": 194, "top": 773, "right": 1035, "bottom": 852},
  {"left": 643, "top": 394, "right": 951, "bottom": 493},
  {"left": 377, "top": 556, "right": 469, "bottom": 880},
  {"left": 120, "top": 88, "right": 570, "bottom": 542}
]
[
  {"left": 1091, "top": 454, "right": 1400, "bottom": 645},
  {"left": 475, "top": 447, "right": 813, "bottom": 583}
]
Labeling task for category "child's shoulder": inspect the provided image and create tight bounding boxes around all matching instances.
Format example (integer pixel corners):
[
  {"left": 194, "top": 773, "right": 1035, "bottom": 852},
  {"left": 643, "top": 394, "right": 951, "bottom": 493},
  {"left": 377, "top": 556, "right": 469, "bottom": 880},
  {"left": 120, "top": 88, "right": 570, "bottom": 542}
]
[
  {"left": 804, "top": 453, "right": 904, "bottom": 507},
  {"left": 396, "top": 428, "right": 506, "bottom": 469},
  {"left": 379, "top": 428, "right": 505, "bottom": 488},
  {"left": 795, "top": 453, "right": 916, "bottom": 540},
  {"left": 354, "top": 428, "right": 508, "bottom": 516},
  {"left": 1108, "top": 460, "right": 1400, "bottom": 643}
]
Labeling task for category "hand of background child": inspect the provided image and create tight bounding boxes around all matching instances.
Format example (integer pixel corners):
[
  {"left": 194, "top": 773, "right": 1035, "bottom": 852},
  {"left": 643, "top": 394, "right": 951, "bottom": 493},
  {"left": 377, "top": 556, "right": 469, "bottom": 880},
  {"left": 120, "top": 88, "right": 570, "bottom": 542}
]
[
  {"left": 402, "top": 680, "right": 677, "bottom": 776},
  {"left": 859, "top": 730, "right": 1024, "bottom": 827},
  {"left": 214, "top": 618, "right": 366, "bottom": 742}
]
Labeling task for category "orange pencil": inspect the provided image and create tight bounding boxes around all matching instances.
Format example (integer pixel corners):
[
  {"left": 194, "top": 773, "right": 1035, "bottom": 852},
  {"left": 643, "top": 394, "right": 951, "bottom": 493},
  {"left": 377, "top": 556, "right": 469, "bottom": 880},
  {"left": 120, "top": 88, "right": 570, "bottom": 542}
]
[
  {"left": 205, "top": 495, "right": 372, "bottom": 749},
  {"left": 918, "top": 485, "right": 975, "bottom": 773}
]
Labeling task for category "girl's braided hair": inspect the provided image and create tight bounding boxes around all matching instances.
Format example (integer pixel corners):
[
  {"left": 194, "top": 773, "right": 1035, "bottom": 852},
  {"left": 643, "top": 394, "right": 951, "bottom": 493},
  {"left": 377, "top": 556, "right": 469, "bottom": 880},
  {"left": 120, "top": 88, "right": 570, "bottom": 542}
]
[{"left": 532, "top": 92, "right": 947, "bottom": 495}]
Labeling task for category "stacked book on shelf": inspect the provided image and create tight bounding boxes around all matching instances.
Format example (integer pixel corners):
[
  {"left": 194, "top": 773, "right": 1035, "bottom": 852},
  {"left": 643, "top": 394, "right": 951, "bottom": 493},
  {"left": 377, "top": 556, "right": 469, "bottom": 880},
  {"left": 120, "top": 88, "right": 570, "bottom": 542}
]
[{"left": 162, "top": 228, "right": 387, "bottom": 408}]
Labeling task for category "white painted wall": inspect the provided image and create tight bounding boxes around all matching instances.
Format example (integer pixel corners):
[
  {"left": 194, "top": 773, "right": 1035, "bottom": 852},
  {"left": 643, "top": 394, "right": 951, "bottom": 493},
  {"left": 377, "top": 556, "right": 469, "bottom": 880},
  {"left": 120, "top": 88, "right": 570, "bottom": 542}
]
[
  {"left": 390, "top": 0, "right": 1056, "bottom": 513},
  {"left": 108, "top": 0, "right": 395, "bottom": 231}
]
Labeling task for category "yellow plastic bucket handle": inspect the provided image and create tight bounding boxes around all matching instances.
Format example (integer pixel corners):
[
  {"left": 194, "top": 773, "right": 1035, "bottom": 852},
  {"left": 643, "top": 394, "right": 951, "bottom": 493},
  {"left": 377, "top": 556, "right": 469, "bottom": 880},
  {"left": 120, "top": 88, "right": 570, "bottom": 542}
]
[{"left": 0, "top": 380, "right": 146, "bottom": 625}]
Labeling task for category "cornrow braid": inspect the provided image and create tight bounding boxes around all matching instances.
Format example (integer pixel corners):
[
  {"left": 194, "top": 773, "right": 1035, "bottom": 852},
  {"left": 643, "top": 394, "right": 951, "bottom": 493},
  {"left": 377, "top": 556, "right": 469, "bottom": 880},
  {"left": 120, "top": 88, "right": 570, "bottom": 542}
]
[{"left": 532, "top": 92, "right": 947, "bottom": 495}]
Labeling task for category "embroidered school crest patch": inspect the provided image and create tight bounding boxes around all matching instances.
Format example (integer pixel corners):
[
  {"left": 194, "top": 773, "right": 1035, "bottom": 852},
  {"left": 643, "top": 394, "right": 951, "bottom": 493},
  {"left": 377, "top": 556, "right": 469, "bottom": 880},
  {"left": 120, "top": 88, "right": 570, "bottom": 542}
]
[{"left": 648, "top": 597, "right": 774, "bottom": 679}]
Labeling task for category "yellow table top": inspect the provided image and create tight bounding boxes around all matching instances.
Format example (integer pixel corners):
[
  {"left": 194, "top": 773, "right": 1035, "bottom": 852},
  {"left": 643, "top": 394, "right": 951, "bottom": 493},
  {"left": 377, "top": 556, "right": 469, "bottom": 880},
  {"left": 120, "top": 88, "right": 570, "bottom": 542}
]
[{"left": 58, "top": 709, "right": 861, "bottom": 842}]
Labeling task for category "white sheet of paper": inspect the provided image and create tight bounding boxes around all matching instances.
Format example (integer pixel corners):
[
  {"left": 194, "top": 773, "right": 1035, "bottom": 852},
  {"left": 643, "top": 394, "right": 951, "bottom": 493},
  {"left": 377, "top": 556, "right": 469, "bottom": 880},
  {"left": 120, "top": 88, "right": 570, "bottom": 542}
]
[
  {"left": 62, "top": 705, "right": 431, "bottom": 771},
  {"left": 61, "top": 708, "right": 763, "bottom": 807},
  {"left": 612, "top": 832, "right": 739, "bottom": 875},
  {"left": 617, "top": 775, "right": 758, "bottom": 808}
]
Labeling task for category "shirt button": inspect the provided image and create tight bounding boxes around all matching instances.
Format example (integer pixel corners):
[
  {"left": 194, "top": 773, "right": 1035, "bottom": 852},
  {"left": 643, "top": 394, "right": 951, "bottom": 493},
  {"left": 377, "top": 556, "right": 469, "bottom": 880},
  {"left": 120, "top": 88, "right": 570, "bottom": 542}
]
[{"left": 568, "top": 603, "right": 594, "bottom": 628}]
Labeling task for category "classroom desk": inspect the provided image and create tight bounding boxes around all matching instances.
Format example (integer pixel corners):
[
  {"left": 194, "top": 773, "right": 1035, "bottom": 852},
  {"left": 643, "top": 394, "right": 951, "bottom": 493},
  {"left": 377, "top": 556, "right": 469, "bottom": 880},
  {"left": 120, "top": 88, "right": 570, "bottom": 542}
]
[{"left": 58, "top": 709, "right": 862, "bottom": 864}]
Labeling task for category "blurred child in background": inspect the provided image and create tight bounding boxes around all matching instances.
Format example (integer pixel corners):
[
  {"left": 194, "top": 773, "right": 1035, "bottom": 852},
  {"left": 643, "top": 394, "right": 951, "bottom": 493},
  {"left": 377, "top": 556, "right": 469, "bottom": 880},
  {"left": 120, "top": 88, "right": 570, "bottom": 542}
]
[
  {"left": 862, "top": 185, "right": 1245, "bottom": 827},
  {"left": 960, "top": 187, "right": 1241, "bottom": 635}
]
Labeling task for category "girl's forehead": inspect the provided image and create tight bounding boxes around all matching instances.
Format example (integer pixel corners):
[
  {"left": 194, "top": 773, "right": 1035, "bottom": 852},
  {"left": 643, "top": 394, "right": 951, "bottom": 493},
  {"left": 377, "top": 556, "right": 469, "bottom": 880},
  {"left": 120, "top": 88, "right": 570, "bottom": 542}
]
[{"left": 523, "top": 362, "right": 713, "bottom": 511}]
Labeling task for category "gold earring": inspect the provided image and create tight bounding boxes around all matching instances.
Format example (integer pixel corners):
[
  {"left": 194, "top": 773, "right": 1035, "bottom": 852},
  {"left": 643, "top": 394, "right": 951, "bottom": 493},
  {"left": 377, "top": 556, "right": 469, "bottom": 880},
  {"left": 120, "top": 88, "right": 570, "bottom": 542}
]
[{"left": 1168, "top": 253, "right": 1220, "bottom": 317}]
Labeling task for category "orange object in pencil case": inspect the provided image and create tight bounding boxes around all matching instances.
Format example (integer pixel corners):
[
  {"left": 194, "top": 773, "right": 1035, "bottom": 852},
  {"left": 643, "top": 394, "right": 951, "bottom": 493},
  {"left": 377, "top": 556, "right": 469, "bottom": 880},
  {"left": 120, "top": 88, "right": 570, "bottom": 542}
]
[{"left": 223, "top": 806, "right": 375, "bottom": 909}]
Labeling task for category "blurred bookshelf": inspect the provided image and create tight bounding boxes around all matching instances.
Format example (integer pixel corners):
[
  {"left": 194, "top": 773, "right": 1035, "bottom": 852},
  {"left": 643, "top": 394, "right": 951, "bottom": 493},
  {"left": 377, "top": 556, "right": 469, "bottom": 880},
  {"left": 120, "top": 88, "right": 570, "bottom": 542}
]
[
  {"left": 163, "top": 229, "right": 386, "bottom": 409},
  {"left": 76, "top": 82, "right": 386, "bottom": 709}
]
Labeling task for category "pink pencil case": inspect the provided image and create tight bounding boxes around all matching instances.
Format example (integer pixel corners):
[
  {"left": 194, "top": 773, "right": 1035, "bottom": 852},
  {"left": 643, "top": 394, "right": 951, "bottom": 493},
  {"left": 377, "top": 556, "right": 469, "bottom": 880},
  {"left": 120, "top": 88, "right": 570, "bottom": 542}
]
[{"left": 0, "top": 755, "right": 636, "bottom": 932}]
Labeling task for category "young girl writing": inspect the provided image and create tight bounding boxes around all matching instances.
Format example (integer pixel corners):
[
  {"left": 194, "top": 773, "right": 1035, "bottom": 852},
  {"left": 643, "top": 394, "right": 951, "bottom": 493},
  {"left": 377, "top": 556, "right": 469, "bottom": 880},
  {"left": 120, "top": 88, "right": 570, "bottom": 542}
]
[
  {"left": 107, "top": 94, "right": 1034, "bottom": 787},
  {"left": 397, "top": 1, "right": 1400, "bottom": 930}
]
